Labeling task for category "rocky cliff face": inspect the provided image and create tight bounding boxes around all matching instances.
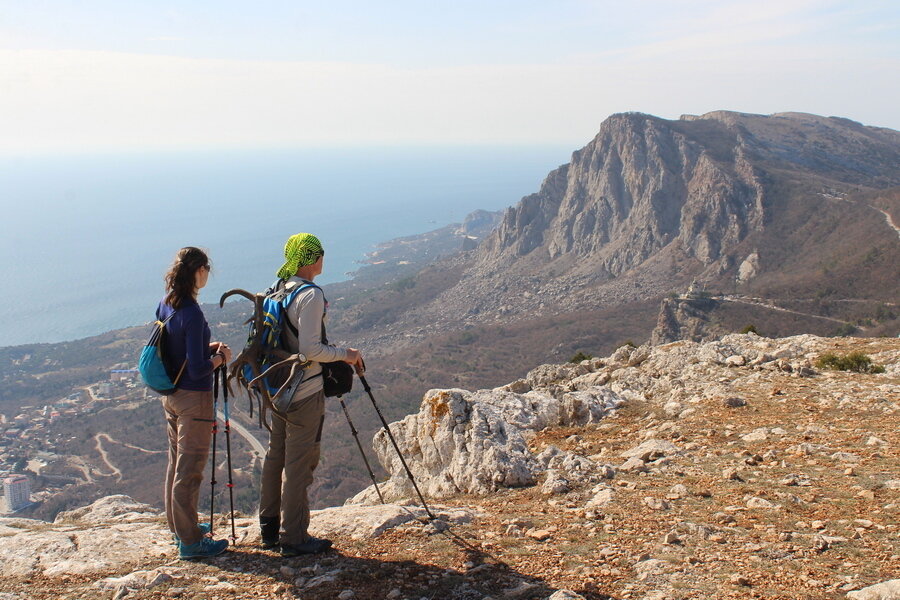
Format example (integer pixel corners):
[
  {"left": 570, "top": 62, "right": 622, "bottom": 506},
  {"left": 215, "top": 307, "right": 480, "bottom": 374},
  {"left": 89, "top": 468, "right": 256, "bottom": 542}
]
[
  {"left": 477, "top": 111, "right": 900, "bottom": 277},
  {"left": 479, "top": 113, "right": 768, "bottom": 275},
  {"left": 343, "top": 111, "right": 900, "bottom": 351},
  {"left": 2, "top": 335, "right": 898, "bottom": 600}
]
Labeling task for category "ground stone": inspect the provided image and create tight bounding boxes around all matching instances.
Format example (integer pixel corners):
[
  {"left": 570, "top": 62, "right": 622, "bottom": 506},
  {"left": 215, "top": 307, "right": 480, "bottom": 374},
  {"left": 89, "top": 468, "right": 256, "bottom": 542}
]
[
  {"left": 846, "top": 579, "right": 900, "bottom": 600},
  {"left": 546, "top": 591, "right": 586, "bottom": 600}
]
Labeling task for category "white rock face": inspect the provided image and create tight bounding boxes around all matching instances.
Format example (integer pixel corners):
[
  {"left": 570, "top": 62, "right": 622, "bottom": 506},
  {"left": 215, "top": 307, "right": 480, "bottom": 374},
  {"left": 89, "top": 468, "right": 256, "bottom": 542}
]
[
  {"left": 0, "top": 497, "right": 170, "bottom": 577},
  {"left": 349, "top": 332, "right": 897, "bottom": 506},
  {"left": 309, "top": 504, "right": 476, "bottom": 540},
  {"left": 846, "top": 579, "right": 900, "bottom": 600},
  {"left": 55, "top": 494, "right": 162, "bottom": 524},
  {"left": 620, "top": 439, "right": 680, "bottom": 460},
  {"left": 737, "top": 251, "right": 760, "bottom": 282},
  {"left": 547, "top": 591, "right": 587, "bottom": 600},
  {"left": 1, "top": 496, "right": 471, "bottom": 578},
  {"left": 349, "top": 385, "right": 623, "bottom": 503},
  {"left": 94, "top": 569, "right": 174, "bottom": 592}
]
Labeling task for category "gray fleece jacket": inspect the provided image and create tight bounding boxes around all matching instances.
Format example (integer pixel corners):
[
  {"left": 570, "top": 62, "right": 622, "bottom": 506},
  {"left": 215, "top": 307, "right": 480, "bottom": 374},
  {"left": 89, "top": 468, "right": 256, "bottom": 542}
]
[{"left": 280, "top": 276, "right": 349, "bottom": 400}]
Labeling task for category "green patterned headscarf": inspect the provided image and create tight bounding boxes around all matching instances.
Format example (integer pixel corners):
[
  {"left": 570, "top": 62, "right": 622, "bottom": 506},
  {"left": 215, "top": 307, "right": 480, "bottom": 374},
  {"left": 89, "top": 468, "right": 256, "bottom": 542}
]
[{"left": 277, "top": 233, "right": 324, "bottom": 280}]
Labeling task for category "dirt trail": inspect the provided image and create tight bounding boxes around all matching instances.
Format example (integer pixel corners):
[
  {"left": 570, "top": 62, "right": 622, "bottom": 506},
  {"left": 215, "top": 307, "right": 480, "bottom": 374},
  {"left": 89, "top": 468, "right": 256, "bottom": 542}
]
[
  {"left": 874, "top": 206, "right": 900, "bottom": 239},
  {"left": 69, "top": 457, "right": 94, "bottom": 484},
  {"left": 92, "top": 434, "right": 123, "bottom": 481},
  {"left": 721, "top": 296, "right": 847, "bottom": 324},
  {"left": 97, "top": 433, "right": 165, "bottom": 455}
]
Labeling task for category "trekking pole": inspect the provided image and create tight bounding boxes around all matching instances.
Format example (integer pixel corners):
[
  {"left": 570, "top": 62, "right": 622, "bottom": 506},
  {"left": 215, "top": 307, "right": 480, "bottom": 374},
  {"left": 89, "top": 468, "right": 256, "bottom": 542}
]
[
  {"left": 358, "top": 374, "right": 435, "bottom": 520},
  {"left": 220, "top": 367, "right": 238, "bottom": 544},
  {"left": 337, "top": 394, "right": 385, "bottom": 504},
  {"left": 209, "top": 369, "right": 219, "bottom": 536}
]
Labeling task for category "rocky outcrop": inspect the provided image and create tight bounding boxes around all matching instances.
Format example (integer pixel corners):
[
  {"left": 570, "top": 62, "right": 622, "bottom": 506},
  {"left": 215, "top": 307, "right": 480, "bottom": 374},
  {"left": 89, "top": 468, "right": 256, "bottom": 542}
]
[
  {"left": 348, "top": 382, "right": 623, "bottom": 504},
  {"left": 847, "top": 580, "right": 900, "bottom": 600},
  {"left": 1, "top": 334, "right": 897, "bottom": 600},
  {"left": 650, "top": 296, "right": 720, "bottom": 344},
  {"left": 477, "top": 112, "right": 900, "bottom": 280},
  {"left": 351, "top": 333, "right": 899, "bottom": 506},
  {"left": 0, "top": 496, "right": 478, "bottom": 578},
  {"left": 479, "top": 113, "right": 768, "bottom": 275}
]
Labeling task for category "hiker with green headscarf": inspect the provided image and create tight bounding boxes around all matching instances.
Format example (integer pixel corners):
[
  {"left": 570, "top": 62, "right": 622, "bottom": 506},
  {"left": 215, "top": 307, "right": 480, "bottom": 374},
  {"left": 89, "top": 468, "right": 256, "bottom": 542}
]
[{"left": 259, "top": 233, "right": 363, "bottom": 556}]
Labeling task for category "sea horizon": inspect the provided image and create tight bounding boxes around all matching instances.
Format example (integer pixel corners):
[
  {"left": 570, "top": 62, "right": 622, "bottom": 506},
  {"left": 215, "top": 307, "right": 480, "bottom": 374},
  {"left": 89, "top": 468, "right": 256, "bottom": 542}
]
[{"left": 0, "top": 144, "right": 572, "bottom": 347}]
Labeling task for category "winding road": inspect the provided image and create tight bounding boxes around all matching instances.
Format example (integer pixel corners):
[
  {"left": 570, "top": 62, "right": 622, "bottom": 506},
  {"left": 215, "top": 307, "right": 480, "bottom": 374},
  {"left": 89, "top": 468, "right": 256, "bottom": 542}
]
[
  {"left": 720, "top": 296, "right": 847, "bottom": 324},
  {"left": 217, "top": 411, "right": 267, "bottom": 457}
]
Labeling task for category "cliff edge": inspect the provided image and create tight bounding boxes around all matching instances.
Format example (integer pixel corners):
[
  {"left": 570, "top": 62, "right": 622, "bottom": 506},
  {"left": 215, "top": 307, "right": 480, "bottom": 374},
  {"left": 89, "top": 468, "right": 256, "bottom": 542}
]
[{"left": 1, "top": 334, "right": 898, "bottom": 600}]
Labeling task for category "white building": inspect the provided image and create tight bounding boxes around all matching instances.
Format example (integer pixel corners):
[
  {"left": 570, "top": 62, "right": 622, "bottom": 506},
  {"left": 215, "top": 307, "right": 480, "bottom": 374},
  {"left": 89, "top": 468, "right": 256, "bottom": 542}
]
[{"left": 4, "top": 475, "right": 30, "bottom": 512}]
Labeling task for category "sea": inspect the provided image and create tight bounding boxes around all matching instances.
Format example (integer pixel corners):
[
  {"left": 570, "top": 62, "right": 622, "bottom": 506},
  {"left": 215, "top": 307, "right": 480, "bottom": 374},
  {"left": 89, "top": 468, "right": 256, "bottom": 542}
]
[{"left": 0, "top": 145, "right": 572, "bottom": 347}]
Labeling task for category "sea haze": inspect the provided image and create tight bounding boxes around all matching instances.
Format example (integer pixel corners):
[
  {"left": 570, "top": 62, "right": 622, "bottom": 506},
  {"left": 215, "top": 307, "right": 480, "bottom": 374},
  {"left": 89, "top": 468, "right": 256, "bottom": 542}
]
[{"left": 0, "top": 145, "right": 570, "bottom": 346}]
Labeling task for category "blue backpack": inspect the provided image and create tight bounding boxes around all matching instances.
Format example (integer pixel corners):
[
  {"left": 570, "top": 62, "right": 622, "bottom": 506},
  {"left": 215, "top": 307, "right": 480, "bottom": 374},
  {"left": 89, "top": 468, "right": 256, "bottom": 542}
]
[
  {"left": 244, "top": 280, "right": 319, "bottom": 399},
  {"left": 138, "top": 312, "right": 187, "bottom": 395}
]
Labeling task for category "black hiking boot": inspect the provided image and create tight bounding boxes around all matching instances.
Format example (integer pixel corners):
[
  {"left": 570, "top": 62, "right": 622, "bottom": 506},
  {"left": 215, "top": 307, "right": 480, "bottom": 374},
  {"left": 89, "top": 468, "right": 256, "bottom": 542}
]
[
  {"left": 260, "top": 516, "right": 280, "bottom": 549},
  {"left": 279, "top": 536, "right": 332, "bottom": 557}
]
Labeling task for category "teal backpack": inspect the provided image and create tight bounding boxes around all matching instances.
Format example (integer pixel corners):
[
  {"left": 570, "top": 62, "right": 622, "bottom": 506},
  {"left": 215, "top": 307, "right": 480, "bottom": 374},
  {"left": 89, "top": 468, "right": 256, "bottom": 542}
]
[
  {"left": 138, "top": 312, "right": 186, "bottom": 395},
  {"left": 244, "top": 280, "right": 319, "bottom": 399}
]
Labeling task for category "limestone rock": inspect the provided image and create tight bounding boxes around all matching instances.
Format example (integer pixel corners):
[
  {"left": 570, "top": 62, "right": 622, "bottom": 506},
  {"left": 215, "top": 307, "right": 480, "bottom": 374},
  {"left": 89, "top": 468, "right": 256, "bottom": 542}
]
[
  {"left": 741, "top": 428, "right": 769, "bottom": 442},
  {"left": 746, "top": 497, "right": 780, "bottom": 510},
  {"left": 547, "top": 591, "right": 586, "bottom": 600},
  {"left": 55, "top": 495, "right": 160, "bottom": 524},
  {"left": 847, "top": 580, "right": 900, "bottom": 600},
  {"left": 310, "top": 504, "right": 475, "bottom": 539},
  {"left": 620, "top": 439, "right": 680, "bottom": 461},
  {"left": 349, "top": 385, "right": 623, "bottom": 503},
  {"left": 95, "top": 569, "right": 175, "bottom": 592},
  {"left": 541, "top": 470, "right": 571, "bottom": 495},
  {"left": 585, "top": 488, "right": 615, "bottom": 509},
  {"left": 0, "top": 513, "right": 170, "bottom": 577},
  {"left": 620, "top": 456, "right": 648, "bottom": 472}
]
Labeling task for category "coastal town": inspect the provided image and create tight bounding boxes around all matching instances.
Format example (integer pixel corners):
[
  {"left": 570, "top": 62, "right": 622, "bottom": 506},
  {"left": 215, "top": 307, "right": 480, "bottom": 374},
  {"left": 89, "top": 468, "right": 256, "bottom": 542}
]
[{"left": 0, "top": 367, "right": 146, "bottom": 514}]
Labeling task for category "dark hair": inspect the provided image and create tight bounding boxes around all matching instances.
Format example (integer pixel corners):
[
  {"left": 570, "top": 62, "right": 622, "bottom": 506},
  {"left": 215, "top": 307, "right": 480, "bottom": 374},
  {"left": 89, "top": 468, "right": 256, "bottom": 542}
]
[{"left": 164, "top": 247, "right": 210, "bottom": 309}]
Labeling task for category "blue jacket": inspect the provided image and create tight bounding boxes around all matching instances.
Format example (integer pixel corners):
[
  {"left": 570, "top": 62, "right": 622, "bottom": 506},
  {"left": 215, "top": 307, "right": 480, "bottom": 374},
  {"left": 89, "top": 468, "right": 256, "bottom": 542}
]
[{"left": 157, "top": 298, "right": 213, "bottom": 392}]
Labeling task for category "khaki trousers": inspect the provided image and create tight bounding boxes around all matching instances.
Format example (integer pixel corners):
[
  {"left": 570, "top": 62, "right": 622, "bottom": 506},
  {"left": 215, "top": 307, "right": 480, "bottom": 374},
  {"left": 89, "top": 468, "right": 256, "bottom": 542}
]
[
  {"left": 162, "top": 388, "right": 214, "bottom": 546},
  {"left": 259, "top": 389, "right": 325, "bottom": 545}
]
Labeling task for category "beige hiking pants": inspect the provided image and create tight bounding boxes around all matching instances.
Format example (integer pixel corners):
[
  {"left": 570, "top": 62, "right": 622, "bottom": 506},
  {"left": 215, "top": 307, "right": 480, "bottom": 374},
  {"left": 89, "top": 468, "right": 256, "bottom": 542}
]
[
  {"left": 162, "top": 388, "right": 214, "bottom": 546},
  {"left": 259, "top": 389, "right": 326, "bottom": 545}
]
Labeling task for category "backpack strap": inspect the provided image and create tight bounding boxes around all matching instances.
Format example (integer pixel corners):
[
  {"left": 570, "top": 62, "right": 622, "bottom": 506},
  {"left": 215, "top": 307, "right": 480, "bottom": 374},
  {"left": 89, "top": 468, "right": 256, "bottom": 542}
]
[
  {"left": 154, "top": 308, "right": 187, "bottom": 386},
  {"left": 281, "top": 281, "right": 322, "bottom": 338}
]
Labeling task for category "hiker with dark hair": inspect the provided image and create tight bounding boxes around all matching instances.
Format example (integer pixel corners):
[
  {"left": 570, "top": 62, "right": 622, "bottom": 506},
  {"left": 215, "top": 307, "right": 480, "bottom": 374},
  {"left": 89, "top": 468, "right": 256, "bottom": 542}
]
[
  {"left": 259, "top": 233, "right": 364, "bottom": 556},
  {"left": 157, "top": 246, "right": 233, "bottom": 559}
]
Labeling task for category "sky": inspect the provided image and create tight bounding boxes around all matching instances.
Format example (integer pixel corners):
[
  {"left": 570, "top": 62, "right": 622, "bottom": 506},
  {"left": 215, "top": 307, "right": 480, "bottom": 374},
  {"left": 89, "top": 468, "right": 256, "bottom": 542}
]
[{"left": 0, "top": 0, "right": 898, "bottom": 155}]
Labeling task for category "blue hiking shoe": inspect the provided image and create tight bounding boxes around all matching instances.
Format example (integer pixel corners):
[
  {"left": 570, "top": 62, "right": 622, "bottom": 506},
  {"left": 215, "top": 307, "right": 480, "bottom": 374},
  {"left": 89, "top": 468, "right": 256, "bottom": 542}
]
[
  {"left": 172, "top": 522, "right": 211, "bottom": 545},
  {"left": 179, "top": 536, "right": 229, "bottom": 559}
]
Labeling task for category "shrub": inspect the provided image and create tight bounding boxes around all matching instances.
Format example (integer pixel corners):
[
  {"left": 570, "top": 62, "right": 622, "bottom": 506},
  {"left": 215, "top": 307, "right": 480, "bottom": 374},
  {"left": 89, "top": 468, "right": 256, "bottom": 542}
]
[
  {"left": 569, "top": 351, "right": 594, "bottom": 363},
  {"left": 815, "top": 351, "right": 885, "bottom": 374},
  {"left": 739, "top": 324, "right": 759, "bottom": 335},
  {"left": 833, "top": 323, "right": 858, "bottom": 337},
  {"left": 389, "top": 276, "right": 416, "bottom": 292}
]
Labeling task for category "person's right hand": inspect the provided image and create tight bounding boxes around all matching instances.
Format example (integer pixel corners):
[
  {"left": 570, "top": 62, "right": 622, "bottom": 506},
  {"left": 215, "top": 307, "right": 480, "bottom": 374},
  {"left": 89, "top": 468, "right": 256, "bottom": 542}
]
[{"left": 344, "top": 348, "right": 365, "bottom": 374}]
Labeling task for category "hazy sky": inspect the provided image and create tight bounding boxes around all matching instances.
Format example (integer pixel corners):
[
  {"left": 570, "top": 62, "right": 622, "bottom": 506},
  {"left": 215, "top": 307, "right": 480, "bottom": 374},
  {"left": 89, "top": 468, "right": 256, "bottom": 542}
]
[{"left": 1, "top": 0, "right": 897, "bottom": 154}]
